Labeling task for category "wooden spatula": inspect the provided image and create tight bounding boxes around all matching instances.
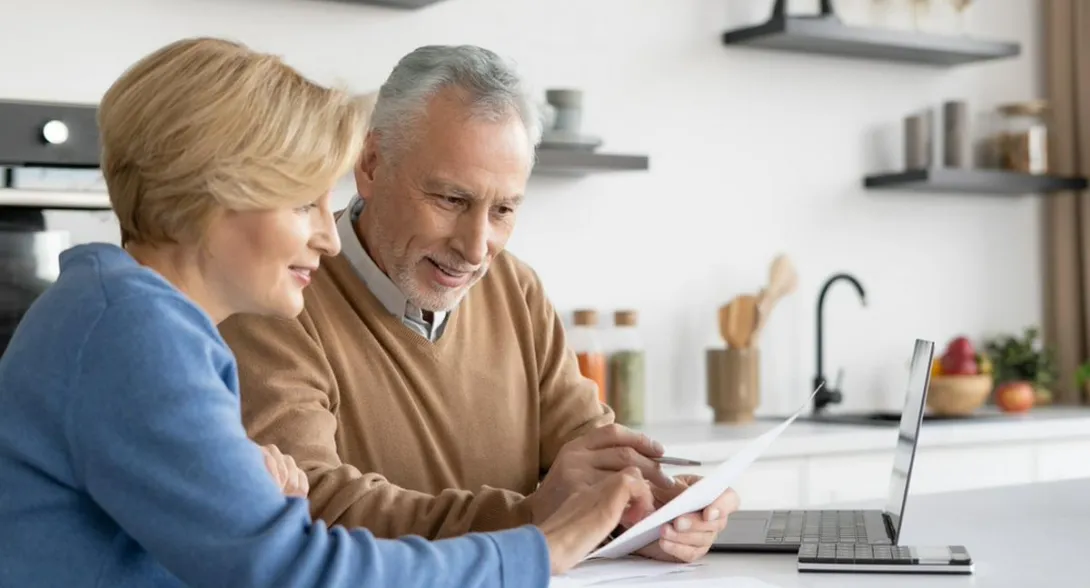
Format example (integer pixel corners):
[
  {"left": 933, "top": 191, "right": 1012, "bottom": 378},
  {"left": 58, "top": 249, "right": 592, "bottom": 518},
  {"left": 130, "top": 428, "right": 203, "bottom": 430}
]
[{"left": 754, "top": 254, "right": 798, "bottom": 338}]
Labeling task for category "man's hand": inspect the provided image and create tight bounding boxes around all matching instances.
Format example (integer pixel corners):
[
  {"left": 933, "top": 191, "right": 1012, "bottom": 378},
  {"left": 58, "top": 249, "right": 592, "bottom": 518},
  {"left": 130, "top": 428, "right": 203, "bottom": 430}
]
[
  {"left": 529, "top": 424, "right": 674, "bottom": 524},
  {"left": 260, "top": 444, "right": 309, "bottom": 499},
  {"left": 633, "top": 475, "right": 741, "bottom": 563}
]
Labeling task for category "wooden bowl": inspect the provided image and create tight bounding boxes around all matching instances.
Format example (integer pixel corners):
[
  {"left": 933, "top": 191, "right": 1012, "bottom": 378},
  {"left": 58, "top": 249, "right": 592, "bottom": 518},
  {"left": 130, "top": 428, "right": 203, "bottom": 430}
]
[{"left": 927, "top": 374, "right": 993, "bottom": 416}]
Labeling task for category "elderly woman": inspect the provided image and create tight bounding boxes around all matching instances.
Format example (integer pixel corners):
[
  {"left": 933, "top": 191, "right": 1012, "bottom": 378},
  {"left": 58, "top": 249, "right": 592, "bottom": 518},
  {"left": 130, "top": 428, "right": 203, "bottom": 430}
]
[{"left": 0, "top": 37, "right": 653, "bottom": 588}]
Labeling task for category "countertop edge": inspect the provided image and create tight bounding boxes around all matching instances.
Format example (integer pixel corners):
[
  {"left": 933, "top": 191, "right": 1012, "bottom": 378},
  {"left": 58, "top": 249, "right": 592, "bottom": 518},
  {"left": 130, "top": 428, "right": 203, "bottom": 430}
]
[{"left": 647, "top": 412, "right": 1090, "bottom": 463}]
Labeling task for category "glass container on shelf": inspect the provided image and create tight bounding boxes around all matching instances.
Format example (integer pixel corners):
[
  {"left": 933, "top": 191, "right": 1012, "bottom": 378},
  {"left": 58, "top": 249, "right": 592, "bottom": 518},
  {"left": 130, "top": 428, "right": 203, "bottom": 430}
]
[
  {"left": 571, "top": 309, "right": 607, "bottom": 404},
  {"left": 608, "top": 310, "right": 645, "bottom": 427},
  {"left": 996, "top": 100, "right": 1049, "bottom": 174}
]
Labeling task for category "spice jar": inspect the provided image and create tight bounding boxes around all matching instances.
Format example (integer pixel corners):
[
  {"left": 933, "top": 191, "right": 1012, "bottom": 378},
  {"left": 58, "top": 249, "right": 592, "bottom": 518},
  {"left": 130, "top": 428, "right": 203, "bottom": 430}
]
[
  {"left": 996, "top": 100, "right": 1049, "bottom": 174},
  {"left": 608, "top": 310, "right": 646, "bottom": 426},
  {"left": 571, "top": 309, "right": 607, "bottom": 404}
]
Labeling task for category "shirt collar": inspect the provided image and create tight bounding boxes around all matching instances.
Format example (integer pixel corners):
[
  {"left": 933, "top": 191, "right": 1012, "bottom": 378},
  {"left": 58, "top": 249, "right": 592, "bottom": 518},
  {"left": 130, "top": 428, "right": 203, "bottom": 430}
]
[{"left": 336, "top": 196, "right": 448, "bottom": 330}]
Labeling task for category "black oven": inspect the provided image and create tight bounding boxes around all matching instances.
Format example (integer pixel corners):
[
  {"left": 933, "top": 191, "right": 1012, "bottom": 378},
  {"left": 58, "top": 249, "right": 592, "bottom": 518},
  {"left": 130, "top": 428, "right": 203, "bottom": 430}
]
[{"left": 0, "top": 99, "right": 108, "bottom": 356}]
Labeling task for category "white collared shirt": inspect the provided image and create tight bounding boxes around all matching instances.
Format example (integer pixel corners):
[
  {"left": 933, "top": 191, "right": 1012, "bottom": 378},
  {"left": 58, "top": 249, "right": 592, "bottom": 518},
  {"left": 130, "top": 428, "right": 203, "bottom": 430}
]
[{"left": 336, "top": 195, "right": 449, "bottom": 341}]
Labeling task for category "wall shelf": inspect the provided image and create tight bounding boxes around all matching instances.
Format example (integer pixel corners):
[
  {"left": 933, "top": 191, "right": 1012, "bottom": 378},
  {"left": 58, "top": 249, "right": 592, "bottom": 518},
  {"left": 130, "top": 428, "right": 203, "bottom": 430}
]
[
  {"left": 863, "top": 169, "right": 1088, "bottom": 195},
  {"left": 0, "top": 188, "right": 111, "bottom": 210},
  {"left": 721, "top": 0, "right": 1019, "bottom": 66},
  {"left": 533, "top": 149, "right": 649, "bottom": 176}
]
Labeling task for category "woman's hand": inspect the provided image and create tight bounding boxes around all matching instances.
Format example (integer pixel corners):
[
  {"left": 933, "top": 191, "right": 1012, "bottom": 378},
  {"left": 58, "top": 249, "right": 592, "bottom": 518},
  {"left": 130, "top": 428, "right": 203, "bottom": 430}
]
[
  {"left": 260, "top": 444, "right": 309, "bottom": 499},
  {"left": 537, "top": 467, "right": 655, "bottom": 575}
]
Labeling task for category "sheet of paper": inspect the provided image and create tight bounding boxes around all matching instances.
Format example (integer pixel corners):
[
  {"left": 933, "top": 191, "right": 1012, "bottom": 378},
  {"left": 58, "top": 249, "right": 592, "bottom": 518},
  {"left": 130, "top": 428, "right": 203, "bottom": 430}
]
[
  {"left": 585, "top": 384, "right": 824, "bottom": 560},
  {"left": 586, "top": 577, "right": 784, "bottom": 588},
  {"left": 549, "top": 558, "right": 701, "bottom": 588}
]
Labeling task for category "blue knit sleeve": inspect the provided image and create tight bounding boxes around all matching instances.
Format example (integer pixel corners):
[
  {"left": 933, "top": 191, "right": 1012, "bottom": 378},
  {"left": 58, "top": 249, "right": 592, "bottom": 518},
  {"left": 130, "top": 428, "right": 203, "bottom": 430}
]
[{"left": 64, "top": 292, "right": 549, "bottom": 588}]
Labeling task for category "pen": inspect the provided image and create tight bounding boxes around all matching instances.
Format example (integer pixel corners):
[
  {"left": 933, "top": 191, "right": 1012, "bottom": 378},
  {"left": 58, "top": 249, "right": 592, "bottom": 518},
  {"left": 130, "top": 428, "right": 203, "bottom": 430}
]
[{"left": 654, "top": 456, "right": 703, "bottom": 466}]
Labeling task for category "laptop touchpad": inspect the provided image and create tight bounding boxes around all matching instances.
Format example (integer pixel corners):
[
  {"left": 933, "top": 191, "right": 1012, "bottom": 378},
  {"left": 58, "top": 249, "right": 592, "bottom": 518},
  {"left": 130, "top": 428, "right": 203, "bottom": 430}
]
[{"left": 717, "top": 518, "right": 769, "bottom": 542}]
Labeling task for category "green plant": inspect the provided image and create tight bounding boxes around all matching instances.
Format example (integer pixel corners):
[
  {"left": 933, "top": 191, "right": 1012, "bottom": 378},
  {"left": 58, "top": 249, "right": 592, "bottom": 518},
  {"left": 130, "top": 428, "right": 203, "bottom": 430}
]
[
  {"left": 983, "top": 327, "right": 1057, "bottom": 399},
  {"left": 1074, "top": 362, "right": 1090, "bottom": 391}
]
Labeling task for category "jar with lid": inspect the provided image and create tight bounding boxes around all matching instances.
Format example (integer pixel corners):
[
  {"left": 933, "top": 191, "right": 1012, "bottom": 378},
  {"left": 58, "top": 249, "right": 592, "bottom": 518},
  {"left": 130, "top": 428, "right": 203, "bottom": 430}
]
[
  {"left": 570, "top": 309, "right": 607, "bottom": 404},
  {"left": 608, "top": 310, "right": 645, "bottom": 426},
  {"left": 996, "top": 100, "right": 1049, "bottom": 174}
]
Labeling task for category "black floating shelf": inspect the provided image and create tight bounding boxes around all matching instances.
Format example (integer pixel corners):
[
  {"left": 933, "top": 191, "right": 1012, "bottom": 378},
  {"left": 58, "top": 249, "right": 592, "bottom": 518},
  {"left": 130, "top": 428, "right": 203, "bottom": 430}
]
[
  {"left": 864, "top": 169, "right": 1088, "bottom": 195},
  {"left": 533, "top": 149, "right": 649, "bottom": 176},
  {"left": 721, "top": 15, "right": 1020, "bottom": 66},
  {"left": 335, "top": 0, "right": 447, "bottom": 8}
]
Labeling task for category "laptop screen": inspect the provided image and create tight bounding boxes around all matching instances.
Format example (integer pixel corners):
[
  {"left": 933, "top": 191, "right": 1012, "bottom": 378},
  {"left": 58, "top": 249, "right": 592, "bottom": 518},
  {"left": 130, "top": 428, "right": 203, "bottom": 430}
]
[{"left": 882, "top": 338, "right": 935, "bottom": 543}]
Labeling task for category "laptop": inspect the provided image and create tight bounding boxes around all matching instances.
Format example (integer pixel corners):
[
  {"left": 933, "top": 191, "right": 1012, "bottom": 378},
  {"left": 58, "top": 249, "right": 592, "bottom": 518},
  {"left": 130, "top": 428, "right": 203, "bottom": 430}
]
[{"left": 711, "top": 338, "right": 934, "bottom": 553}]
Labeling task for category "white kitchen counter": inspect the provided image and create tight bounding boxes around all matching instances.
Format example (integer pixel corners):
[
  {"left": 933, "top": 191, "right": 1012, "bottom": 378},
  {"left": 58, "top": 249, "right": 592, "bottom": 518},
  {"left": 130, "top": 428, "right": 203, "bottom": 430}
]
[
  {"left": 635, "top": 406, "right": 1090, "bottom": 462},
  {"left": 633, "top": 406, "right": 1090, "bottom": 510},
  {"left": 604, "top": 478, "right": 1090, "bottom": 587}
]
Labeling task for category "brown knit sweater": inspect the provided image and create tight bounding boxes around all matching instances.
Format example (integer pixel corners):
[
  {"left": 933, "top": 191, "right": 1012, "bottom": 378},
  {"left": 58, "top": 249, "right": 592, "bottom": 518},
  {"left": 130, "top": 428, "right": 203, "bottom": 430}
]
[{"left": 218, "top": 249, "right": 613, "bottom": 539}]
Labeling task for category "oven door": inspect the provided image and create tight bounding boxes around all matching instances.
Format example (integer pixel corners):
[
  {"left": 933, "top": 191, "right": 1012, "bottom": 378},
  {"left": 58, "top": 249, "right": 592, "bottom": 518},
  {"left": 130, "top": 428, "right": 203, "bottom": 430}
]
[{"left": 0, "top": 229, "right": 69, "bottom": 357}]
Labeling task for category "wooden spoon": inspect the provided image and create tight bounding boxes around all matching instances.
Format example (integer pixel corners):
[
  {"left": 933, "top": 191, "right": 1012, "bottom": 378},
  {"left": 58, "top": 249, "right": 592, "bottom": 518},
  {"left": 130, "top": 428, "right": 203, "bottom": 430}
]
[
  {"left": 719, "top": 294, "right": 759, "bottom": 349},
  {"left": 753, "top": 255, "right": 799, "bottom": 339},
  {"left": 717, "top": 302, "right": 735, "bottom": 347}
]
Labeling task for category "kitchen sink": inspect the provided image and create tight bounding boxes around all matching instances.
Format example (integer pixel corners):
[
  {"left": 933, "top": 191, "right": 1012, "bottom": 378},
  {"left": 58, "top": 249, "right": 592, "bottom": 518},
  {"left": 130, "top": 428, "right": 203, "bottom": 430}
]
[{"left": 791, "top": 408, "right": 1015, "bottom": 427}]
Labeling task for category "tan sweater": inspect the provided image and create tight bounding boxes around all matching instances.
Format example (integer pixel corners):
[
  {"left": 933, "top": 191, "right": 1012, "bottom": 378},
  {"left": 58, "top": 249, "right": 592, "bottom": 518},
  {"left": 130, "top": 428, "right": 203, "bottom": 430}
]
[{"left": 218, "top": 250, "right": 613, "bottom": 539}]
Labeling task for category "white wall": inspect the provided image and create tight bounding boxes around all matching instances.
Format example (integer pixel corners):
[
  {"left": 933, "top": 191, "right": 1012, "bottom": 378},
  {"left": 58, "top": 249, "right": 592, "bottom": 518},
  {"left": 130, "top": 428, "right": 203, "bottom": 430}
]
[{"left": 1, "top": 0, "right": 1045, "bottom": 423}]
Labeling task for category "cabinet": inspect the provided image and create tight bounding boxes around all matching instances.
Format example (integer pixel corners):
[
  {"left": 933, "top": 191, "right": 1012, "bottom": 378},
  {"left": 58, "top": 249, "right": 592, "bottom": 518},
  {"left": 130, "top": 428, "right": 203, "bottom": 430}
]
[{"left": 661, "top": 435, "right": 1088, "bottom": 509}]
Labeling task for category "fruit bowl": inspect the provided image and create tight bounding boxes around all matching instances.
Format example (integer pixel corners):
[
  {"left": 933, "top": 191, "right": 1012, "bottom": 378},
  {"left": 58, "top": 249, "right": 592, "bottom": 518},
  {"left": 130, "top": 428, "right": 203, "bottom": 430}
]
[{"left": 927, "top": 374, "right": 993, "bottom": 416}]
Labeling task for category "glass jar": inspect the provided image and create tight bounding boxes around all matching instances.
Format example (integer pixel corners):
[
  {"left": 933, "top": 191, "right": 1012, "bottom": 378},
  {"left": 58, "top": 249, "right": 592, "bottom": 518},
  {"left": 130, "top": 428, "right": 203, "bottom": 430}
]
[
  {"left": 996, "top": 100, "right": 1049, "bottom": 174},
  {"left": 570, "top": 309, "right": 607, "bottom": 404},
  {"left": 608, "top": 310, "right": 646, "bottom": 427}
]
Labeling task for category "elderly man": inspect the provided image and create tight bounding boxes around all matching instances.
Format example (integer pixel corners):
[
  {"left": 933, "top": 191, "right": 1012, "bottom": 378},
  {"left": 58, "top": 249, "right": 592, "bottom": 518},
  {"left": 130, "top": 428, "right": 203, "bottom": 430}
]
[{"left": 218, "top": 44, "right": 738, "bottom": 562}]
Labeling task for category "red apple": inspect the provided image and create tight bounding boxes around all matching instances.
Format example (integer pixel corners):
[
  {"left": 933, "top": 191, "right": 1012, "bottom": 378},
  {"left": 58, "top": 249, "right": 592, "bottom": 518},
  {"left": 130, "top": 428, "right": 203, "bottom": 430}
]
[
  {"left": 995, "top": 381, "right": 1035, "bottom": 413},
  {"left": 945, "top": 336, "right": 976, "bottom": 360},
  {"left": 941, "top": 336, "right": 978, "bottom": 375},
  {"left": 942, "top": 354, "right": 979, "bottom": 375}
]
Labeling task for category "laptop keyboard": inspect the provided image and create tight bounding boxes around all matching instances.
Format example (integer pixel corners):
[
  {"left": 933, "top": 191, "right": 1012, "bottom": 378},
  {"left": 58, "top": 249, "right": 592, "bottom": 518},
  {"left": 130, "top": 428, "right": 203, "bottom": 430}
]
[{"left": 764, "top": 510, "right": 891, "bottom": 545}]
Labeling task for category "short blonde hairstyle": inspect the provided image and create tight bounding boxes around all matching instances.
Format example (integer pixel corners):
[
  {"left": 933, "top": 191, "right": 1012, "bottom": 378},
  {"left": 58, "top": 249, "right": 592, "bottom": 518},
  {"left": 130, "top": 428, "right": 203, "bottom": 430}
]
[{"left": 98, "top": 37, "right": 368, "bottom": 246}]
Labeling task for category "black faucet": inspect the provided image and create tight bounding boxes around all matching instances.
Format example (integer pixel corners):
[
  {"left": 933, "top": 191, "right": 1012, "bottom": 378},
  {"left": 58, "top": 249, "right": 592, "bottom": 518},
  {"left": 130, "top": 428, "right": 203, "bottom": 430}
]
[{"left": 813, "top": 273, "right": 867, "bottom": 413}]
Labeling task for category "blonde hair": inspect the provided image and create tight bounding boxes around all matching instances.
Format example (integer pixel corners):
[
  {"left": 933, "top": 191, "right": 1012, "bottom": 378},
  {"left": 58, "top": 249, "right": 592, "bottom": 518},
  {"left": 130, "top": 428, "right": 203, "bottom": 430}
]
[{"left": 98, "top": 37, "right": 368, "bottom": 246}]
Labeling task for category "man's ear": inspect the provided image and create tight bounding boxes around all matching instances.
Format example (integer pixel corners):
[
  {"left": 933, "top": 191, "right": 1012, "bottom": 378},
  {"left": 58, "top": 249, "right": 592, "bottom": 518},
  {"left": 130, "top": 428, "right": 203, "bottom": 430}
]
[{"left": 354, "top": 131, "right": 381, "bottom": 202}]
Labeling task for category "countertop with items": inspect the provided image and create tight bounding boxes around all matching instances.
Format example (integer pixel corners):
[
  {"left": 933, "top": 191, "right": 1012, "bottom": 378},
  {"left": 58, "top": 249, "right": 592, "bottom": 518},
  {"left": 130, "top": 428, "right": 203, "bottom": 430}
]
[{"left": 633, "top": 406, "right": 1090, "bottom": 464}]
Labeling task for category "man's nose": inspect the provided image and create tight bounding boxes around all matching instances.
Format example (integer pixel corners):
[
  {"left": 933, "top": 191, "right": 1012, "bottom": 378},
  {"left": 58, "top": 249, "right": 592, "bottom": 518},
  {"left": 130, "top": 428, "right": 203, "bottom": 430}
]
[{"left": 453, "top": 213, "right": 489, "bottom": 266}]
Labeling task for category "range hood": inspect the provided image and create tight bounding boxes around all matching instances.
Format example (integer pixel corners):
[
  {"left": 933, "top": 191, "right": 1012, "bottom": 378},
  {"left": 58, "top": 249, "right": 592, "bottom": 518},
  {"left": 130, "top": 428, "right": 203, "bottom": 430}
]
[{"left": 0, "top": 99, "right": 110, "bottom": 211}]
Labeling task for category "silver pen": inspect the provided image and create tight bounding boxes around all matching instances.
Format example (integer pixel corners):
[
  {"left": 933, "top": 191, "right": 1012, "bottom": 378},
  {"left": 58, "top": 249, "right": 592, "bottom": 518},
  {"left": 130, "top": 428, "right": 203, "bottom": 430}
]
[{"left": 654, "top": 456, "right": 703, "bottom": 466}]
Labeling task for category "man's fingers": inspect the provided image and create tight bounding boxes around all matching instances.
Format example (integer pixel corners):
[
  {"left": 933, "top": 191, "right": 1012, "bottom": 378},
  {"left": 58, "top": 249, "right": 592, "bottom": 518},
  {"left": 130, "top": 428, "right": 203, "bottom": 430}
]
[
  {"left": 671, "top": 514, "right": 721, "bottom": 537},
  {"left": 583, "top": 424, "right": 665, "bottom": 458},
  {"left": 711, "top": 488, "right": 741, "bottom": 516},
  {"left": 655, "top": 537, "right": 707, "bottom": 563},
  {"left": 261, "top": 449, "right": 280, "bottom": 484},
  {"left": 591, "top": 447, "right": 676, "bottom": 489},
  {"left": 292, "top": 469, "right": 309, "bottom": 497},
  {"left": 651, "top": 478, "right": 689, "bottom": 505}
]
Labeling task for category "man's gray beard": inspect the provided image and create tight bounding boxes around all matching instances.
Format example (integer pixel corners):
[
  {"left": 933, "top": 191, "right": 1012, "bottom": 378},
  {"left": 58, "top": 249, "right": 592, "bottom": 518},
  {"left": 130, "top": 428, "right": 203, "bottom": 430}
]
[{"left": 396, "top": 262, "right": 486, "bottom": 312}]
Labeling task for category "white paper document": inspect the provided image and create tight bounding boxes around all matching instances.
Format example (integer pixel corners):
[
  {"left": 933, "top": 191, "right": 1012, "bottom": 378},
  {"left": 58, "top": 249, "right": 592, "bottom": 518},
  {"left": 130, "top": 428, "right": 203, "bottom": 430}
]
[
  {"left": 580, "top": 577, "right": 785, "bottom": 588},
  {"left": 549, "top": 558, "right": 701, "bottom": 588},
  {"left": 585, "top": 385, "right": 823, "bottom": 560}
]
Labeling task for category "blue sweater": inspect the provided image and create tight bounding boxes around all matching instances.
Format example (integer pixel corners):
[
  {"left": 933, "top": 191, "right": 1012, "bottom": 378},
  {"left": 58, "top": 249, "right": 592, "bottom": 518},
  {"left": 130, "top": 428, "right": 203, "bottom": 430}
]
[{"left": 0, "top": 243, "right": 549, "bottom": 588}]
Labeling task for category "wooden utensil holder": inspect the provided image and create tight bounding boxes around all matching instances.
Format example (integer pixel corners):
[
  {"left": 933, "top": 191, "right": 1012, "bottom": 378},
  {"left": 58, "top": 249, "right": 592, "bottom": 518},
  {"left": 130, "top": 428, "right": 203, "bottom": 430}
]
[{"left": 706, "top": 347, "right": 760, "bottom": 423}]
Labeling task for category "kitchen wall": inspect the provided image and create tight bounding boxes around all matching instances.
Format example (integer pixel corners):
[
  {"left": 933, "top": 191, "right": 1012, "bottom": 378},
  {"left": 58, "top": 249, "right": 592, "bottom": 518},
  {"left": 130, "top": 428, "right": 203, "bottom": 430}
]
[{"left": 1, "top": 0, "right": 1045, "bottom": 422}]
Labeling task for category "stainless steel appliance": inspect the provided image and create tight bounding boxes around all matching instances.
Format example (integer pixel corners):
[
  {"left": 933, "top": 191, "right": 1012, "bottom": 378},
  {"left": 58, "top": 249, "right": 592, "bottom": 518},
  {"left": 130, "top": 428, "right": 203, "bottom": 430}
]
[{"left": 0, "top": 99, "right": 106, "bottom": 357}]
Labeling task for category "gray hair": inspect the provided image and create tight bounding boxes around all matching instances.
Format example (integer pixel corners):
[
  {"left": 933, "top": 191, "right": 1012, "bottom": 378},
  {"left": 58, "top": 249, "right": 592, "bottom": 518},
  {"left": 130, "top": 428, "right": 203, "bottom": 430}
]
[{"left": 368, "top": 45, "right": 543, "bottom": 161}]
